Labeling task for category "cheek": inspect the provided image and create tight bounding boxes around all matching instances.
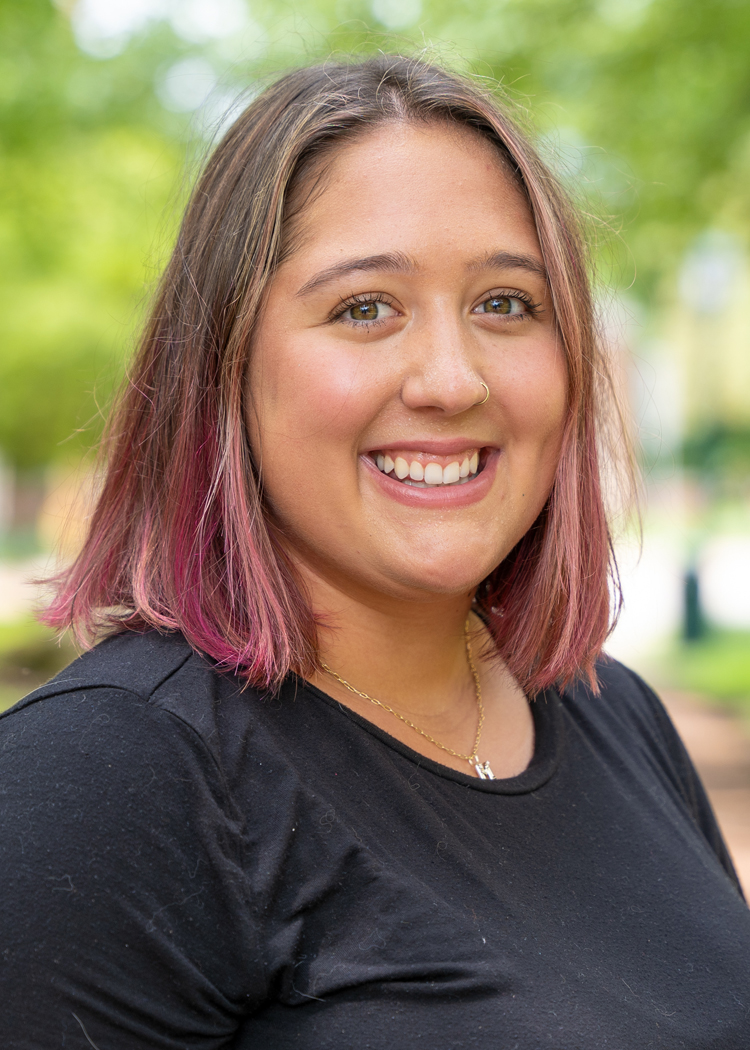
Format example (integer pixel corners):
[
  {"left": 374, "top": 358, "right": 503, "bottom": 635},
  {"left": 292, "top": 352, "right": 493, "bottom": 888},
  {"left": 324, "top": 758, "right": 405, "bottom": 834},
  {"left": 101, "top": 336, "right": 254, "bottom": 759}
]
[
  {"left": 492, "top": 345, "right": 568, "bottom": 456},
  {"left": 247, "top": 330, "right": 382, "bottom": 467}
]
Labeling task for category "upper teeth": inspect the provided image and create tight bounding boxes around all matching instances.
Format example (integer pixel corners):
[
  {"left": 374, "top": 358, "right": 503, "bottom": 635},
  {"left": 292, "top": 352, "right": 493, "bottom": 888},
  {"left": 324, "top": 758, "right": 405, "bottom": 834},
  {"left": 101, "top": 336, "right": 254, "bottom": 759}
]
[{"left": 374, "top": 451, "right": 480, "bottom": 486}]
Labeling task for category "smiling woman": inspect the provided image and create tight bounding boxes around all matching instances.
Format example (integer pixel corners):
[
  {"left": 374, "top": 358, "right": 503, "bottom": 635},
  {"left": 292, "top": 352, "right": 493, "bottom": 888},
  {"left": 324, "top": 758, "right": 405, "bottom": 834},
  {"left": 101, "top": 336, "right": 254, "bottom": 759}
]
[
  {"left": 2, "top": 55, "right": 749, "bottom": 1050},
  {"left": 247, "top": 119, "right": 568, "bottom": 779}
]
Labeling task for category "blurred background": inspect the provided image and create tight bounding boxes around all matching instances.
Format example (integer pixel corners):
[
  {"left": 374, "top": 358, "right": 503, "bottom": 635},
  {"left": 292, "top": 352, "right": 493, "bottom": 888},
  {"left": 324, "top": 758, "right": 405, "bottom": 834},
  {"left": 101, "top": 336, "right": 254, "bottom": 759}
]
[{"left": 1, "top": 0, "right": 750, "bottom": 876}]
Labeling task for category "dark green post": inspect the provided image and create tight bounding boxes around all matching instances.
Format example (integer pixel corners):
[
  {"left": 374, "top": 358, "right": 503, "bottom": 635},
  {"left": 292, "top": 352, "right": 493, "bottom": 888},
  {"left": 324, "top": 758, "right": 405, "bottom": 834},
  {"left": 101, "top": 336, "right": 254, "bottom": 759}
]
[{"left": 683, "top": 567, "right": 704, "bottom": 642}]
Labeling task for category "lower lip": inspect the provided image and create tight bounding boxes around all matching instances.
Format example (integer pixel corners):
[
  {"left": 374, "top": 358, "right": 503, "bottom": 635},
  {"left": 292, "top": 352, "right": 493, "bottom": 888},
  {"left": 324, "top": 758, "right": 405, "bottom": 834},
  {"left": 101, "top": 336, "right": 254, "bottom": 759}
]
[{"left": 361, "top": 450, "right": 500, "bottom": 509}]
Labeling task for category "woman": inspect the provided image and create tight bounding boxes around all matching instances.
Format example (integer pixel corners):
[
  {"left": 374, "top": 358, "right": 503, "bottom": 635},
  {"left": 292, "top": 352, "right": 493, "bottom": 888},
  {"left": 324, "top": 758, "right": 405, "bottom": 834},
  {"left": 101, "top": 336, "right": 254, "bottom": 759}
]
[{"left": 2, "top": 55, "right": 749, "bottom": 1048}]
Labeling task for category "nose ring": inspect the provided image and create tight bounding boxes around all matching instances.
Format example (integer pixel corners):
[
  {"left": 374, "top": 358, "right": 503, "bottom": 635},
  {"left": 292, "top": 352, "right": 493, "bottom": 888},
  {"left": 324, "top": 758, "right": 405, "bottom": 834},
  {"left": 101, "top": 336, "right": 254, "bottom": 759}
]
[{"left": 475, "top": 381, "right": 490, "bottom": 406}]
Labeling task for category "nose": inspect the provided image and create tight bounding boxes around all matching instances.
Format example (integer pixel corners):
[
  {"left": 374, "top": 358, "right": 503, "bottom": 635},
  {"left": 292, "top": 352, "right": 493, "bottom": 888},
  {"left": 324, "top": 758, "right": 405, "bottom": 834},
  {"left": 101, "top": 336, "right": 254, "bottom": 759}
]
[{"left": 399, "top": 312, "right": 485, "bottom": 416}]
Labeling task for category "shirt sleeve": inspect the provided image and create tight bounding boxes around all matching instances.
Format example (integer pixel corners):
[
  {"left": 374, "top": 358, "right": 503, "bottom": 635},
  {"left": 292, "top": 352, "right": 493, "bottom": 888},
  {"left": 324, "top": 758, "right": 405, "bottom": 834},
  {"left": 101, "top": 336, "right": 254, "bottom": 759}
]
[
  {"left": 619, "top": 665, "right": 745, "bottom": 900},
  {"left": 0, "top": 686, "right": 265, "bottom": 1049}
]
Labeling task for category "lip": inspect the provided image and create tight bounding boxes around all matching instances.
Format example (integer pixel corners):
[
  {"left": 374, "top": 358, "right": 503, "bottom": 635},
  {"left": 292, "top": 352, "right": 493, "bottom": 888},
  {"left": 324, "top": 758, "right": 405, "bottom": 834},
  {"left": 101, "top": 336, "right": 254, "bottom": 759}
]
[
  {"left": 361, "top": 447, "right": 500, "bottom": 509},
  {"left": 362, "top": 437, "right": 496, "bottom": 457}
]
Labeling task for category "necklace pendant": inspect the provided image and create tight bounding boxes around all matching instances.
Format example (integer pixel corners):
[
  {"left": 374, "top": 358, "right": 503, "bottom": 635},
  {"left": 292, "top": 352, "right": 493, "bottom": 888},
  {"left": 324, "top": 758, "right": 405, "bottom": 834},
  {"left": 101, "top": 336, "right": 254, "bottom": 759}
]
[{"left": 474, "top": 760, "right": 496, "bottom": 780}]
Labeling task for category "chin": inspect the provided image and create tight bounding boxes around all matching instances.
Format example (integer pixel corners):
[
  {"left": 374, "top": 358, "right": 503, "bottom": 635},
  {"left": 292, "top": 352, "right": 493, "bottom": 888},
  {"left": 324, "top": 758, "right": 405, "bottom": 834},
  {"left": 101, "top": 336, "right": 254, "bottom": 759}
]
[{"left": 385, "top": 555, "right": 501, "bottom": 599}]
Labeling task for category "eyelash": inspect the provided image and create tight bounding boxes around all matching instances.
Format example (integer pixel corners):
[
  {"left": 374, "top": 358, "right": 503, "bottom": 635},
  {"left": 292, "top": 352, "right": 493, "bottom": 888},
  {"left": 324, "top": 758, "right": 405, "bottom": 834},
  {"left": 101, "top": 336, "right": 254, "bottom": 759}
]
[
  {"left": 328, "top": 293, "right": 397, "bottom": 326},
  {"left": 478, "top": 290, "right": 542, "bottom": 319},
  {"left": 328, "top": 289, "right": 542, "bottom": 326}
]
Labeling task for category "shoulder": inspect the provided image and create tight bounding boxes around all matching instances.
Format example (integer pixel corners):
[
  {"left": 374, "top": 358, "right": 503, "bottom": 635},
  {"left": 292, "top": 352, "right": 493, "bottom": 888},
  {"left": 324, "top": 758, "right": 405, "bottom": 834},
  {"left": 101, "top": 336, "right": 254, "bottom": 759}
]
[
  {"left": 558, "top": 655, "right": 729, "bottom": 853},
  {"left": 552, "top": 655, "right": 706, "bottom": 807},
  {"left": 8, "top": 627, "right": 200, "bottom": 708},
  {"left": 0, "top": 631, "right": 268, "bottom": 1037},
  {"left": 561, "top": 654, "right": 672, "bottom": 736},
  {"left": 0, "top": 629, "right": 257, "bottom": 895},
  {"left": 0, "top": 630, "right": 257, "bottom": 808},
  {"left": 2, "top": 627, "right": 247, "bottom": 744}
]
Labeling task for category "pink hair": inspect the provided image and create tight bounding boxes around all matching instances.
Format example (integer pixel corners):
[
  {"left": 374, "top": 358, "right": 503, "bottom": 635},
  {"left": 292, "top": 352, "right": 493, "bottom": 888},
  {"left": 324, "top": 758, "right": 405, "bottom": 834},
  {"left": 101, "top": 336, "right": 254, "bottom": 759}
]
[{"left": 43, "top": 56, "right": 629, "bottom": 695}]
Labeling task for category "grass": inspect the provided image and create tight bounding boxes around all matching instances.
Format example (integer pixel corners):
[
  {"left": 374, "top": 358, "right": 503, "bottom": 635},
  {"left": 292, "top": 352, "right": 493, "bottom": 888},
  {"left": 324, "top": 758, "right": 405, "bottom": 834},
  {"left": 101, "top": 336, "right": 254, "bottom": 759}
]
[
  {"left": 0, "top": 617, "right": 76, "bottom": 713},
  {"left": 647, "top": 628, "right": 750, "bottom": 721}
]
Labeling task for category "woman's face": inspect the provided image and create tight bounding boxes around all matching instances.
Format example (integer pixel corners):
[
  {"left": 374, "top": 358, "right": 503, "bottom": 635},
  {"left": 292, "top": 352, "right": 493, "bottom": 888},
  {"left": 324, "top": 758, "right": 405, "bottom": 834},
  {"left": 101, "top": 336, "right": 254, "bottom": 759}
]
[{"left": 247, "top": 122, "right": 567, "bottom": 606}]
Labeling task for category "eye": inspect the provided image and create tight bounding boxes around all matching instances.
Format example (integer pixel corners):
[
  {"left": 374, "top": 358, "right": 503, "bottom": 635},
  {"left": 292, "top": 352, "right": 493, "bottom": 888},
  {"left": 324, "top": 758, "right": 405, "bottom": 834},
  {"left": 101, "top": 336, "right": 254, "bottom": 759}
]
[
  {"left": 474, "top": 295, "right": 529, "bottom": 316},
  {"left": 338, "top": 298, "right": 398, "bottom": 325}
]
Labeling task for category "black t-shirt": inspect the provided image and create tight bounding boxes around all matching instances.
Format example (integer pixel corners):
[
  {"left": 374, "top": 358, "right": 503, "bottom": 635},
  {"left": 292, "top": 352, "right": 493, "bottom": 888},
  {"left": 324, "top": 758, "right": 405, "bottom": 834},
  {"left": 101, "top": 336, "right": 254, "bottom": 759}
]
[{"left": 1, "top": 629, "right": 748, "bottom": 1049}]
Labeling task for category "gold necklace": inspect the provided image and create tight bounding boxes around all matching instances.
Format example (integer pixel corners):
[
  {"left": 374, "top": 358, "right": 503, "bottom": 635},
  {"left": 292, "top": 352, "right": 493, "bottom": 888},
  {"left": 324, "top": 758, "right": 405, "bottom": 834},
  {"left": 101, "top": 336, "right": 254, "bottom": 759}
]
[{"left": 320, "top": 619, "right": 496, "bottom": 780}]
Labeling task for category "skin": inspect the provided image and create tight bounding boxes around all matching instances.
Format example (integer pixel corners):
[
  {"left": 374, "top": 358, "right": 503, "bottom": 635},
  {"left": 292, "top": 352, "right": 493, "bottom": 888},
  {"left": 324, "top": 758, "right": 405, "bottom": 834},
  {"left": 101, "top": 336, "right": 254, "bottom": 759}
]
[{"left": 246, "top": 121, "right": 568, "bottom": 778}]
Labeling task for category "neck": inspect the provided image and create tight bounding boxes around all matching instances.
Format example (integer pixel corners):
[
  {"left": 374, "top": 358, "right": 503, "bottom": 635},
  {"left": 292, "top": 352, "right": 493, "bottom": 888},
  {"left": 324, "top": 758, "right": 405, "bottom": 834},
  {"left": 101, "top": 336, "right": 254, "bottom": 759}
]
[
  {"left": 289, "top": 551, "right": 533, "bottom": 784},
  {"left": 300, "top": 561, "right": 477, "bottom": 721}
]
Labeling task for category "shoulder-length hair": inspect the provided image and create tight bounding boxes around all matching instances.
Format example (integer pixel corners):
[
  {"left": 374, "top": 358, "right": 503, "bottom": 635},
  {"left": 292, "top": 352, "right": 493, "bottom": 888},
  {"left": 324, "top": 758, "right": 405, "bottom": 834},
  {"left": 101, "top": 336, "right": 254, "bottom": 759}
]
[{"left": 44, "top": 54, "right": 627, "bottom": 695}]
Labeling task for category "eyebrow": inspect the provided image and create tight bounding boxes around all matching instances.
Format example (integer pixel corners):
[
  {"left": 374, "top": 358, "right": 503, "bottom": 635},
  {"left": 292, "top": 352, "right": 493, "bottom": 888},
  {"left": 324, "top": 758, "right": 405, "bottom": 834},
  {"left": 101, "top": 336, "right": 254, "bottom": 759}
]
[
  {"left": 295, "top": 247, "right": 547, "bottom": 298},
  {"left": 469, "top": 250, "right": 548, "bottom": 282},
  {"left": 296, "top": 251, "right": 418, "bottom": 297}
]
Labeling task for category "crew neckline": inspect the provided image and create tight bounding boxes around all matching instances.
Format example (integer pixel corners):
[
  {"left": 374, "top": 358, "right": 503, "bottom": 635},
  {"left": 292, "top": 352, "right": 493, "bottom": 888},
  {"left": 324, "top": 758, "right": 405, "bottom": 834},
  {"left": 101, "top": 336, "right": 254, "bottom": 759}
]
[{"left": 298, "top": 678, "right": 564, "bottom": 795}]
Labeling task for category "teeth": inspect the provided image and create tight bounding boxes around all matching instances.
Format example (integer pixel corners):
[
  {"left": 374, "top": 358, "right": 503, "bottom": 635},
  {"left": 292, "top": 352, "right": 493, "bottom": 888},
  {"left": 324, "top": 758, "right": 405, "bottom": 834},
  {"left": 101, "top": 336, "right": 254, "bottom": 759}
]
[
  {"left": 394, "top": 457, "right": 409, "bottom": 480},
  {"left": 374, "top": 450, "right": 484, "bottom": 487}
]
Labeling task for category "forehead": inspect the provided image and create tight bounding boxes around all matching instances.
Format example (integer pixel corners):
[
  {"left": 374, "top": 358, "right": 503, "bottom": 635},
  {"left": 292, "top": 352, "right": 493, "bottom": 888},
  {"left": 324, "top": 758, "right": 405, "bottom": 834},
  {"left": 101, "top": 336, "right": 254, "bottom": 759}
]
[{"left": 282, "top": 122, "right": 541, "bottom": 274}]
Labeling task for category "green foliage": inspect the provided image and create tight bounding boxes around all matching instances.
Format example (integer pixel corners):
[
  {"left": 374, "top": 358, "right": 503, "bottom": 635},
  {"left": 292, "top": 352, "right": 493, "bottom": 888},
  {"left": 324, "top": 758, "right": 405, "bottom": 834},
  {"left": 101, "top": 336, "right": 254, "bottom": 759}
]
[
  {"left": 447, "top": 0, "right": 750, "bottom": 292},
  {"left": 682, "top": 425, "right": 750, "bottom": 483},
  {"left": 650, "top": 629, "right": 750, "bottom": 718},
  {"left": 0, "top": 0, "right": 184, "bottom": 469},
  {"left": 2, "top": 0, "right": 750, "bottom": 469}
]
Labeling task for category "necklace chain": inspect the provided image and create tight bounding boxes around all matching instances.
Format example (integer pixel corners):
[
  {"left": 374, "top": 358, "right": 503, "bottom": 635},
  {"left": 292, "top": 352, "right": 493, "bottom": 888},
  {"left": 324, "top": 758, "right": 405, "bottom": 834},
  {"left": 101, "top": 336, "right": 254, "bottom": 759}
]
[{"left": 320, "top": 619, "right": 490, "bottom": 771}]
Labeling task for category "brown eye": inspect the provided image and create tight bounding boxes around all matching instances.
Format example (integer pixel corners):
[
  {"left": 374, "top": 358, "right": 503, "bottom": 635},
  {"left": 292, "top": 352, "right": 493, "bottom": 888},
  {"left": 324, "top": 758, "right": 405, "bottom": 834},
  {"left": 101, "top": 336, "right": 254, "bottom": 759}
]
[
  {"left": 481, "top": 296, "right": 524, "bottom": 315},
  {"left": 343, "top": 300, "right": 397, "bottom": 324},
  {"left": 350, "top": 302, "right": 380, "bottom": 321}
]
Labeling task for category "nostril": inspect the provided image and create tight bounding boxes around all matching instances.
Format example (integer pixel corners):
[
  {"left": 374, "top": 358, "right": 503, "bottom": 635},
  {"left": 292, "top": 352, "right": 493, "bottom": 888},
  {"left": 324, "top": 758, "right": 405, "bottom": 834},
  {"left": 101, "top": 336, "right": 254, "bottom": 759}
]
[{"left": 399, "top": 369, "right": 490, "bottom": 414}]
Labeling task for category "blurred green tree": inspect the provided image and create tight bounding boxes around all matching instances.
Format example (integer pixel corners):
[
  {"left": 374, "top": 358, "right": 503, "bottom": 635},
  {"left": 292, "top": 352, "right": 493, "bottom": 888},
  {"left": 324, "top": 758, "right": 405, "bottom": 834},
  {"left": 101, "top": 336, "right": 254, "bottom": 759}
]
[
  {"left": 477, "top": 0, "right": 750, "bottom": 293},
  {"left": 1, "top": 0, "right": 749, "bottom": 475},
  {"left": 0, "top": 0, "right": 184, "bottom": 474}
]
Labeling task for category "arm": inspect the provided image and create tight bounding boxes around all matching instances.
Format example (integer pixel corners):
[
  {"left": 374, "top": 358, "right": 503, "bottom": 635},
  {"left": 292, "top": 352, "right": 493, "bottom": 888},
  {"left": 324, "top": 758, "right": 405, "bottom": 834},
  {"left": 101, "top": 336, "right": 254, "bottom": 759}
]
[{"left": 0, "top": 687, "right": 265, "bottom": 1048}]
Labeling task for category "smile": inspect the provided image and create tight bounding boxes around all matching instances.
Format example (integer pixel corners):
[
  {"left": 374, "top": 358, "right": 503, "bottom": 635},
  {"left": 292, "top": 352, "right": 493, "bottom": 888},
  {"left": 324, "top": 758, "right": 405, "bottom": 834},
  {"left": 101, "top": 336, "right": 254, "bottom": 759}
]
[{"left": 371, "top": 449, "right": 484, "bottom": 488}]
